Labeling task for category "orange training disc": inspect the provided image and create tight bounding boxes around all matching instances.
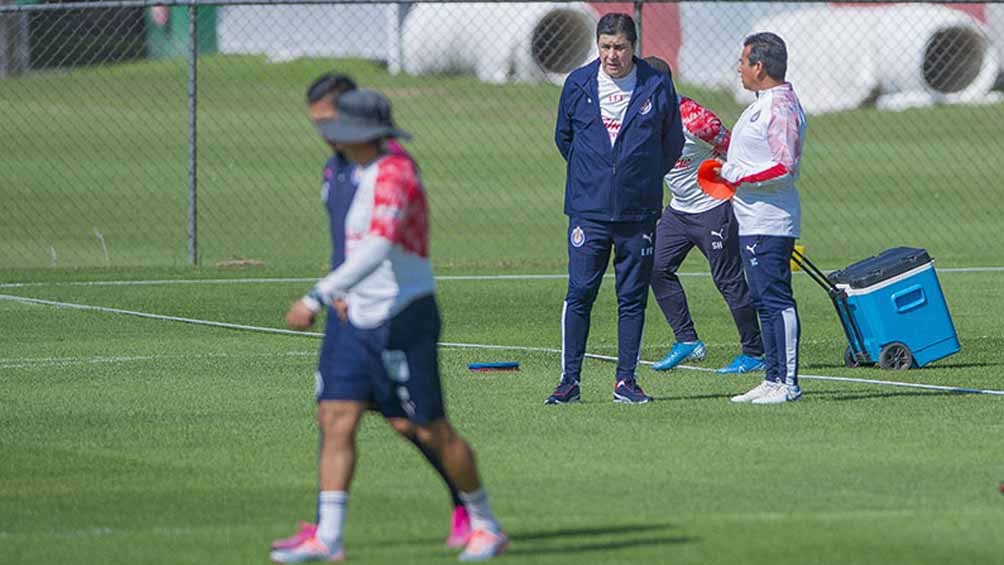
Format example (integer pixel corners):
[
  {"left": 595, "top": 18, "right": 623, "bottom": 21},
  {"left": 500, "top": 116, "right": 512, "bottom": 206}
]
[{"left": 697, "top": 159, "right": 736, "bottom": 200}]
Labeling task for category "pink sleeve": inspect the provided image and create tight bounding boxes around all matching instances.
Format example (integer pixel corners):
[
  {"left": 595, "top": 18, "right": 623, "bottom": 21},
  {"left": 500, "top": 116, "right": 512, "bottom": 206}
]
[
  {"left": 767, "top": 97, "right": 802, "bottom": 172},
  {"left": 369, "top": 156, "right": 429, "bottom": 257},
  {"left": 680, "top": 96, "right": 731, "bottom": 155},
  {"left": 386, "top": 138, "right": 409, "bottom": 159}
]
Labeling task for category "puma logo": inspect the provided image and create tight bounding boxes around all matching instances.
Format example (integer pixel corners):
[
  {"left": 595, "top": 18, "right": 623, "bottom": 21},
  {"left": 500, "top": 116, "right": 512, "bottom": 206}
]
[
  {"left": 710, "top": 230, "right": 724, "bottom": 240},
  {"left": 642, "top": 233, "right": 653, "bottom": 244},
  {"left": 745, "top": 243, "right": 758, "bottom": 254}
]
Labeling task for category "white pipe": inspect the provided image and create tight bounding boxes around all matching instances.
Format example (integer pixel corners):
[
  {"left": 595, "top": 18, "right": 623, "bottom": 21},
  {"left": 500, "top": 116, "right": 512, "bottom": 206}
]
[
  {"left": 218, "top": 5, "right": 389, "bottom": 62},
  {"left": 737, "top": 6, "right": 877, "bottom": 114},
  {"left": 989, "top": 4, "right": 1004, "bottom": 83},
  {"left": 402, "top": 2, "right": 598, "bottom": 85},
  {"left": 386, "top": 3, "right": 404, "bottom": 76},
  {"left": 874, "top": 5, "right": 1000, "bottom": 110},
  {"left": 677, "top": 2, "right": 799, "bottom": 92},
  {"left": 735, "top": 5, "right": 1000, "bottom": 114}
]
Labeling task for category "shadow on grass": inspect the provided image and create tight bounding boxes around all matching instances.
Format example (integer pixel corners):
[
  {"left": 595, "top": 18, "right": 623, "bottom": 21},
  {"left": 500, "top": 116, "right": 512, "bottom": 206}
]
[
  {"left": 802, "top": 362, "right": 997, "bottom": 370},
  {"left": 653, "top": 392, "right": 735, "bottom": 401},
  {"left": 922, "top": 362, "right": 998, "bottom": 369},
  {"left": 508, "top": 522, "right": 674, "bottom": 541},
  {"left": 357, "top": 522, "right": 698, "bottom": 556},
  {"left": 505, "top": 522, "right": 698, "bottom": 556},
  {"left": 801, "top": 362, "right": 862, "bottom": 370},
  {"left": 654, "top": 388, "right": 964, "bottom": 402},
  {"left": 813, "top": 388, "right": 976, "bottom": 401}
]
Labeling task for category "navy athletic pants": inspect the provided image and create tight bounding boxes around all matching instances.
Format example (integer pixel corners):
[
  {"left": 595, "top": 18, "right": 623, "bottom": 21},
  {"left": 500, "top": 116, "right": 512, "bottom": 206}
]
[
  {"left": 739, "top": 235, "right": 800, "bottom": 385},
  {"left": 650, "top": 201, "right": 763, "bottom": 357},
  {"left": 562, "top": 216, "right": 656, "bottom": 383}
]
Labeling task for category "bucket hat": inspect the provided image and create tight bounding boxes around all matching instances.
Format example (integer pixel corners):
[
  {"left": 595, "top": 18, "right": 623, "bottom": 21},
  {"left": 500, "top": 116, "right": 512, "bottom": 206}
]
[{"left": 316, "top": 89, "right": 412, "bottom": 143}]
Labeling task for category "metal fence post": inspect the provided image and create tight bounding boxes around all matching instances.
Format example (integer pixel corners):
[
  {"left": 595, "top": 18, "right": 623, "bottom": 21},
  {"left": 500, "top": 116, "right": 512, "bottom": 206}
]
[
  {"left": 386, "top": 3, "right": 402, "bottom": 75},
  {"left": 634, "top": 0, "right": 642, "bottom": 55},
  {"left": 187, "top": 1, "right": 199, "bottom": 266}
]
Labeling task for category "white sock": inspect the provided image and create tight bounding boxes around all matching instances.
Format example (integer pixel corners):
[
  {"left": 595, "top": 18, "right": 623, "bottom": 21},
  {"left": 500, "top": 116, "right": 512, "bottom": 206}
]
[
  {"left": 316, "top": 491, "right": 349, "bottom": 548},
  {"left": 458, "top": 488, "right": 501, "bottom": 534}
]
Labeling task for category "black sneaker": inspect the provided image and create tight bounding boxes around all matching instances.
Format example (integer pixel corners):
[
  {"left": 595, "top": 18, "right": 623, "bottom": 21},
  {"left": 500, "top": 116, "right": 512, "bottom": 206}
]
[
  {"left": 544, "top": 380, "right": 580, "bottom": 405},
  {"left": 613, "top": 379, "right": 652, "bottom": 404}
]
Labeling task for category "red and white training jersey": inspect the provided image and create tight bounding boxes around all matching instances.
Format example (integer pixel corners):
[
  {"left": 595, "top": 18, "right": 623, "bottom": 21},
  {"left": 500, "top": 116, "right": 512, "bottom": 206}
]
[
  {"left": 721, "top": 83, "right": 807, "bottom": 237},
  {"left": 313, "top": 153, "right": 435, "bottom": 329},
  {"left": 597, "top": 66, "right": 636, "bottom": 146},
  {"left": 664, "top": 95, "right": 732, "bottom": 214}
]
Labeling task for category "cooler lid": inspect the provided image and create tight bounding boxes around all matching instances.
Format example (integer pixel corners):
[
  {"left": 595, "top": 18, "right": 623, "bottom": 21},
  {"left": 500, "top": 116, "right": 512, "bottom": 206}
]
[{"left": 827, "top": 247, "right": 932, "bottom": 289}]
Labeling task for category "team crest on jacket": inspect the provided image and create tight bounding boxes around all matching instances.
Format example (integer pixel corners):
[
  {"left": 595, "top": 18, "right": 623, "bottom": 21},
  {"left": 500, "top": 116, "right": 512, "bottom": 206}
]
[
  {"left": 571, "top": 226, "right": 585, "bottom": 248},
  {"left": 639, "top": 99, "right": 652, "bottom": 115}
]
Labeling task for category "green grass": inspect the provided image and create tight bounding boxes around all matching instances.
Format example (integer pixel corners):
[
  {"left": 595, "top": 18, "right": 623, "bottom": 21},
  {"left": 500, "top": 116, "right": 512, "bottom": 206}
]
[
  {"left": 2, "top": 51, "right": 1003, "bottom": 564},
  {"left": 1, "top": 268, "right": 1002, "bottom": 564},
  {"left": 2, "top": 55, "right": 1003, "bottom": 271}
]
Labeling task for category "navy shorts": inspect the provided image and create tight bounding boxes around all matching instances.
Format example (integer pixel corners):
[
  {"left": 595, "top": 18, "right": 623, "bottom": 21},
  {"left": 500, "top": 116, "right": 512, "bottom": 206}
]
[
  {"left": 316, "top": 307, "right": 383, "bottom": 407},
  {"left": 317, "top": 295, "right": 445, "bottom": 425}
]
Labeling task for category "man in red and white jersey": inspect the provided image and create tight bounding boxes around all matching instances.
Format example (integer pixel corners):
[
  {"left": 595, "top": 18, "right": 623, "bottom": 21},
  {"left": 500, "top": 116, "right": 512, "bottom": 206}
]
[
  {"left": 716, "top": 32, "right": 808, "bottom": 405},
  {"left": 643, "top": 57, "right": 765, "bottom": 376},
  {"left": 269, "top": 74, "right": 472, "bottom": 556},
  {"left": 277, "top": 89, "right": 507, "bottom": 563}
]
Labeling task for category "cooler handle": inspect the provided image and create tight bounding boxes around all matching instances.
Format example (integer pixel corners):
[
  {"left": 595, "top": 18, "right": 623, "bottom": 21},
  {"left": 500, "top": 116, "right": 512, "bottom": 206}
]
[{"left": 891, "top": 285, "right": 926, "bottom": 313}]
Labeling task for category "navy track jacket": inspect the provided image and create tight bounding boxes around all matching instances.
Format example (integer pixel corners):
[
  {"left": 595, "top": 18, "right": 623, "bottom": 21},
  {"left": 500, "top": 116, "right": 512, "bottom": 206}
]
[{"left": 555, "top": 58, "right": 685, "bottom": 223}]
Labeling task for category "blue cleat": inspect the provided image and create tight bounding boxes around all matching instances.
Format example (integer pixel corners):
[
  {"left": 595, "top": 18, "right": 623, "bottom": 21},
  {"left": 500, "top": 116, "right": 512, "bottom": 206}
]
[
  {"left": 544, "top": 380, "right": 580, "bottom": 405},
  {"left": 716, "top": 354, "right": 766, "bottom": 374},
  {"left": 651, "top": 341, "right": 706, "bottom": 371},
  {"left": 613, "top": 379, "right": 653, "bottom": 404}
]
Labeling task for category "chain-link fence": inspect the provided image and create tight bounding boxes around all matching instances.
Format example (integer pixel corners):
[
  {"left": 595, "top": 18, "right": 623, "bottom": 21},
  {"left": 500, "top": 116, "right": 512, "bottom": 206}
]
[{"left": 2, "top": 0, "right": 1003, "bottom": 272}]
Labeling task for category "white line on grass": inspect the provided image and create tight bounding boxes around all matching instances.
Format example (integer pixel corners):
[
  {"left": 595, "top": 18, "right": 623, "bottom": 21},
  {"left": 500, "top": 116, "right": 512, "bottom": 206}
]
[
  {"left": 1, "top": 293, "right": 325, "bottom": 338},
  {"left": 0, "top": 274, "right": 591, "bottom": 289},
  {"left": 0, "top": 277, "right": 317, "bottom": 289},
  {"left": 937, "top": 266, "right": 1004, "bottom": 273},
  {"left": 642, "top": 361, "right": 1004, "bottom": 396},
  {"left": 2, "top": 293, "right": 1002, "bottom": 397},
  {"left": 0, "top": 526, "right": 198, "bottom": 539},
  {"left": 0, "top": 351, "right": 316, "bottom": 370},
  {"left": 1, "top": 265, "right": 1001, "bottom": 289},
  {"left": 0, "top": 354, "right": 159, "bottom": 369}
]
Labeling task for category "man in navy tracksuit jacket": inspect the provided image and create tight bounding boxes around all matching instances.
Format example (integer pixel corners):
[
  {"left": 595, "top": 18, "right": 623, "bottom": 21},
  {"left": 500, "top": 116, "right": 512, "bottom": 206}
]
[{"left": 546, "top": 13, "right": 684, "bottom": 405}]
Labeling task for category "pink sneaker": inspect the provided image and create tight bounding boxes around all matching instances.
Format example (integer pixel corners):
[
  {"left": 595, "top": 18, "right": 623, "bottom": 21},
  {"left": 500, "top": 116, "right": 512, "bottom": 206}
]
[
  {"left": 269, "top": 536, "right": 345, "bottom": 563},
  {"left": 445, "top": 505, "right": 472, "bottom": 548},
  {"left": 271, "top": 521, "right": 317, "bottom": 551},
  {"left": 458, "top": 528, "right": 508, "bottom": 562}
]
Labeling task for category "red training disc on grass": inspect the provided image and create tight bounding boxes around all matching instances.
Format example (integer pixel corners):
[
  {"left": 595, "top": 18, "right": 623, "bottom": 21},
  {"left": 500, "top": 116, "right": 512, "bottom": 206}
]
[{"left": 697, "top": 159, "right": 736, "bottom": 200}]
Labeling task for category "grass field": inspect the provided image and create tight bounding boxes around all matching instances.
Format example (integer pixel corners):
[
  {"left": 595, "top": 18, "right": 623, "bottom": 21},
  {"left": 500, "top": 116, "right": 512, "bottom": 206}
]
[
  {"left": 2, "top": 50, "right": 1003, "bottom": 565},
  {"left": 2, "top": 265, "right": 1002, "bottom": 564},
  {"left": 2, "top": 55, "right": 1003, "bottom": 271}
]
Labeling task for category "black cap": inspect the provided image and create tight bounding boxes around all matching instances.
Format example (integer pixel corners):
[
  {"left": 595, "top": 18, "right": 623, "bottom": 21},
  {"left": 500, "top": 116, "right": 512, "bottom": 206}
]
[{"left": 315, "top": 89, "right": 412, "bottom": 143}]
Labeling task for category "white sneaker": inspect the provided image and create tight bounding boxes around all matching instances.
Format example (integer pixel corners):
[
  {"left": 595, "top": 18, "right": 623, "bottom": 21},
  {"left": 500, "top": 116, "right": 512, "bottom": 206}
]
[
  {"left": 729, "top": 380, "right": 779, "bottom": 403},
  {"left": 752, "top": 383, "right": 803, "bottom": 405},
  {"left": 269, "top": 536, "right": 345, "bottom": 563},
  {"left": 458, "top": 528, "right": 508, "bottom": 561}
]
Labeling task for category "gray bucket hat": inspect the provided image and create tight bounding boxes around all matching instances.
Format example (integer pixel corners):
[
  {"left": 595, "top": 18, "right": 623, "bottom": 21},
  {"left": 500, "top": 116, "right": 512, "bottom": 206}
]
[{"left": 315, "top": 89, "right": 412, "bottom": 144}]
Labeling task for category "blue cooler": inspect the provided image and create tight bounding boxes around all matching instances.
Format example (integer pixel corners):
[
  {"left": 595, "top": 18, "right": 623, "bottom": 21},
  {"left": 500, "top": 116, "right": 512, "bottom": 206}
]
[{"left": 827, "top": 247, "right": 960, "bottom": 369}]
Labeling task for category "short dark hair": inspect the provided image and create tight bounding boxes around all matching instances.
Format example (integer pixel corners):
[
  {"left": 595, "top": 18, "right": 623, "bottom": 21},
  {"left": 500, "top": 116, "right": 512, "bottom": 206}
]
[
  {"left": 306, "top": 73, "right": 357, "bottom": 104},
  {"left": 596, "top": 13, "right": 637, "bottom": 46},
  {"left": 643, "top": 56, "right": 672, "bottom": 79},
  {"left": 743, "top": 32, "right": 787, "bottom": 82}
]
